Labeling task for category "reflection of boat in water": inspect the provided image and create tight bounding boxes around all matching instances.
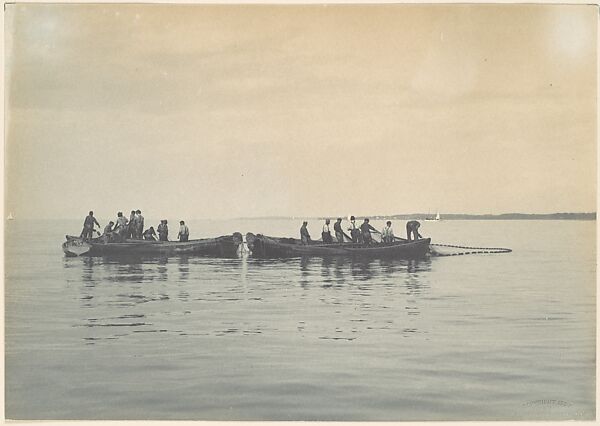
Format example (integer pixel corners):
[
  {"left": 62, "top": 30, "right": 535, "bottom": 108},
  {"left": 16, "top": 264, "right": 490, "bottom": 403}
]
[
  {"left": 245, "top": 233, "right": 430, "bottom": 259},
  {"left": 425, "top": 212, "right": 441, "bottom": 222},
  {"left": 62, "top": 233, "right": 243, "bottom": 258}
]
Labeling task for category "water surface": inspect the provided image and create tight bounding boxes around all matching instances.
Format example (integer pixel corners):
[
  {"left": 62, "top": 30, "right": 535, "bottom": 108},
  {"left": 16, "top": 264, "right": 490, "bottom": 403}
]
[{"left": 5, "top": 219, "right": 595, "bottom": 420}]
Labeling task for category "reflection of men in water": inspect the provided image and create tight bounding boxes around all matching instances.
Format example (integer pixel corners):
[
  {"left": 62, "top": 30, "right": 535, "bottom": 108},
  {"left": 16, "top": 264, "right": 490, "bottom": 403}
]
[
  {"left": 406, "top": 220, "right": 423, "bottom": 241},
  {"left": 381, "top": 221, "right": 395, "bottom": 243},
  {"left": 300, "top": 221, "right": 311, "bottom": 245},
  {"left": 81, "top": 211, "right": 100, "bottom": 241},
  {"left": 321, "top": 219, "right": 333, "bottom": 244},
  {"left": 360, "top": 218, "right": 377, "bottom": 245},
  {"left": 178, "top": 221, "right": 190, "bottom": 242}
]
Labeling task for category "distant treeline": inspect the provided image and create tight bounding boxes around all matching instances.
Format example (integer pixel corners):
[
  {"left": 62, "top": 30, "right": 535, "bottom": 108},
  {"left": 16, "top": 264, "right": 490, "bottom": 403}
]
[
  {"left": 240, "top": 213, "right": 596, "bottom": 221},
  {"left": 386, "top": 213, "right": 597, "bottom": 221}
]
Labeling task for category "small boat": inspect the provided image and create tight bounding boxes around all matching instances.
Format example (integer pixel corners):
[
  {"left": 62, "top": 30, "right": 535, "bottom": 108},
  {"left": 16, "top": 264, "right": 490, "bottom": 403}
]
[
  {"left": 7, "top": 212, "right": 14, "bottom": 221},
  {"left": 62, "top": 233, "right": 243, "bottom": 258},
  {"left": 246, "top": 233, "right": 431, "bottom": 259},
  {"left": 425, "top": 212, "right": 441, "bottom": 221}
]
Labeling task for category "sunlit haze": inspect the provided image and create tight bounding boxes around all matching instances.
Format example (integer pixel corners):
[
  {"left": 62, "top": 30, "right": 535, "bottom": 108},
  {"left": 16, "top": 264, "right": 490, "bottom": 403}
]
[{"left": 5, "top": 4, "right": 597, "bottom": 220}]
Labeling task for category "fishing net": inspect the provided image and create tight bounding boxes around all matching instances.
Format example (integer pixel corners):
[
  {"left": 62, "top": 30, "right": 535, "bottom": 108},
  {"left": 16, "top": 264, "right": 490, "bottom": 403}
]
[{"left": 430, "top": 243, "right": 512, "bottom": 257}]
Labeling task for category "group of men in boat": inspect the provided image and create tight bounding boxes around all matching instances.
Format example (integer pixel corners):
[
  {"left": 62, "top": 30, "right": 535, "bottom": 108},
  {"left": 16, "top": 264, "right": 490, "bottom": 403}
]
[
  {"left": 80, "top": 211, "right": 190, "bottom": 243},
  {"left": 300, "top": 216, "right": 423, "bottom": 245}
]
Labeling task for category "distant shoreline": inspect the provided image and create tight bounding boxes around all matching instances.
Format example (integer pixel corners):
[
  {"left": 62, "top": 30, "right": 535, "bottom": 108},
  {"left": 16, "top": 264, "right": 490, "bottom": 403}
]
[
  {"left": 236, "top": 213, "right": 597, "bottom": 221},
  {"left": 10, "top": 213, "right": 597, "bottom": 221}
]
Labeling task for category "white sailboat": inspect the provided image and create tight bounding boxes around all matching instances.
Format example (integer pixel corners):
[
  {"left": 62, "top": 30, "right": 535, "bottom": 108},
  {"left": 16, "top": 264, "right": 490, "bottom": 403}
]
[
  {"left": 425, "top": 211, "right": 441, "bottom": 221},
  {"left": 7, "top": 212, "right": 14, "bottom": 221}
]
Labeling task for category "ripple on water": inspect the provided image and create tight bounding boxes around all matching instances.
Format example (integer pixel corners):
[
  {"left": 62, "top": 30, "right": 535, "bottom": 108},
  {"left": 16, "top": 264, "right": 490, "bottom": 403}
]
[{"left": 3, "top": 220, "right": 596, "bottom": 420}]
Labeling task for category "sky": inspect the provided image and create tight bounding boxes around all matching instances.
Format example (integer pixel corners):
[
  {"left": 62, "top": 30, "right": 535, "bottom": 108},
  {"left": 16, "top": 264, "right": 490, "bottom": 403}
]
[{"left": 4, "top": 3, "right": 597, "bottom": 220}]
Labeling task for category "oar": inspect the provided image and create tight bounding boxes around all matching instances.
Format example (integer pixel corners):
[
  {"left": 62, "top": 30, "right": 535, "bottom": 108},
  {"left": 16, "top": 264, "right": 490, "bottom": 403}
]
[
  {"left": 356, "top": 227, "right": 380, "bottom": 245},
  {"left": 370, "top": 225, "right": 409, "bottom": 242},
  {"left": 369, "top": 227, "right": 385, "bottom": 244}
]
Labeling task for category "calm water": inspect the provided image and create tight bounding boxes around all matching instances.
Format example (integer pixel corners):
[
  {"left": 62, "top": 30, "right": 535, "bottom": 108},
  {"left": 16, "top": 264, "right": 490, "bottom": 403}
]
[{"left": 5, "top": 219, "right": 596, "bottom": 420}]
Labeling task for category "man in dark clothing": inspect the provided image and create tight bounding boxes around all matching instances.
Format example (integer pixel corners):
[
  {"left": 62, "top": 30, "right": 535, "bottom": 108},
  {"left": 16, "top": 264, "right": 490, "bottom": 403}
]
[
  {"left": 157, "top": 220, "right": 169, "bottom": 241},
  {"left": 103, "top": 221, "right": 114, "bottom": 235},
  {"left": 136, "top": 210, "right": 145, "bottom": 239},
  {"left": 321, "top": 219, "right": 333, "bottom": 244},
  {"left": 333, "top": 218, "right": 346, "bottom": 243},
  {"left": 143, "top": 226, "right": 158, "bottom": 241},
  {"left": 81, "top": 211, "right": 100, "bottom": 241},
  {"left": 360, "top": 218, "right": 378, "bottom": 245},
  {"left": 406, "top": 220, "right": 423, "bottom": 241},
  {"left": 300, "top": 221, "right": 311, "bottom": 245},
  {"left": 102, "top": 221, "right": 115, "bottom": 242},
  {"left": 128, "top": 210, "right": 136, "bottom": 239}
]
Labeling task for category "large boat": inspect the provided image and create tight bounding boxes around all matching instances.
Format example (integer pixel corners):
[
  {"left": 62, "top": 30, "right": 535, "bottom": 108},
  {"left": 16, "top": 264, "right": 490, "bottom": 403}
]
[
  {"left": 246, "top": 233, "right": 430, "bottom": 259},
  {"left": 62, "top": 233, "right": 243, "bottom": 258}
]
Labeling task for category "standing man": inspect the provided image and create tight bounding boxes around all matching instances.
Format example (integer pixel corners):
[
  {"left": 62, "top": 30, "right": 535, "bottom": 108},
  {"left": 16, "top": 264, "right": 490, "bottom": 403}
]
[
  {"left": 128, "top": 210, "right": 136, "bottom": 239},
  {"left": 178, "top": 220, "right": 190, "bottom": 242},
  {"left": 80, "top": 211, "right": 100, "bottom": 241},
  {"left": 136, "top": 210, "right": 144, "bottom": 239},
  {"left": 360, "top": 218, "right": 378, "bottom": 245},
  {"left": 381, "top": 221, "right": 395, "bottom": 243},
  {"left": 347, "top": 216, "right": 361, "bottom": 243},
  {"left": 114, "top": 212, "right": 129, "bottom": 240},
  {"left": 300, "top": 221, "right": 311, "bottom": 245},
  {"left": 406, "top": 220, "right": 423, "bottom": 241},
  {"left": 333, "top": 218, "right": 346, "bottom": 243},
  {"left": 321, "top": 219, "right": 333, "bottom": 243},
  {"left": 157, "top": 220, "right": 169, "bottom": 241}
]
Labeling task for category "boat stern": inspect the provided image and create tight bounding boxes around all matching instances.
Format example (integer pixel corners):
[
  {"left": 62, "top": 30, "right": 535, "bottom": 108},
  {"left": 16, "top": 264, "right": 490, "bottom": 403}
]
[{"left": 62, "top": 236, "right": 92, "bottom": 256}]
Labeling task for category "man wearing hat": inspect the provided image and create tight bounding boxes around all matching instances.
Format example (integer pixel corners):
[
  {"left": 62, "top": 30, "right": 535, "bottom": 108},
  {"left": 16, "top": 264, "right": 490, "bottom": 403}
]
[
  {"left": 157, "top": 220, "right": 169, "bottom": 241},
  {"left": 347, "top": 216, "right": 361, "bottom": 243}
]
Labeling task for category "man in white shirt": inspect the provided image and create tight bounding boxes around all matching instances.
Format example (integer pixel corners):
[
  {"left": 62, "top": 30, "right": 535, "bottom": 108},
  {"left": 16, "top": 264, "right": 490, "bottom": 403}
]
[
  {"left": 347, "top": 215, "right": 361, "bottom": 243},
  {"left": 178, "top": 220, "right": 190, "bottom": 242},
  {"left": 110, "top": 212, "right": 128, "bottom": 241},
  {"left": 382, "top": 221, "right": 395, "bottom": 243}
]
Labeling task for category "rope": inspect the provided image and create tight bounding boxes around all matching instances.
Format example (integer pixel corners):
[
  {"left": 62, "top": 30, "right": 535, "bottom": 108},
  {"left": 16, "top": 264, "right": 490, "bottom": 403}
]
[{"left": 430, "top": 243, "right": 512, "bottom": 257}]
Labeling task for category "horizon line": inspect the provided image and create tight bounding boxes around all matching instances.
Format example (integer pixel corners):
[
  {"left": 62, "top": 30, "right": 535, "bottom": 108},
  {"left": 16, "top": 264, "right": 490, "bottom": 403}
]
[{"left": 7, "top": 211, "right": 597, "bottom": 221}]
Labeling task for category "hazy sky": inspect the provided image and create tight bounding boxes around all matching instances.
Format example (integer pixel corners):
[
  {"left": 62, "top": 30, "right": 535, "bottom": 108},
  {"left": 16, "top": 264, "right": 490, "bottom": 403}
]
[{"left": 5, "top": 4, "right": 597, "bottom": 220}]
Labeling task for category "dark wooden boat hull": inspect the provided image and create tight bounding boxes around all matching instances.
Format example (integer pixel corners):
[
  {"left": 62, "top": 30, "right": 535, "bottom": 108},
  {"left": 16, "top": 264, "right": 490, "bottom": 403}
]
[
  {"left": 63, "top": 233, "right": 243, "bottom": 258},
  {"left": 246, "top": 233, "right": 430, "bottom": 259}
]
